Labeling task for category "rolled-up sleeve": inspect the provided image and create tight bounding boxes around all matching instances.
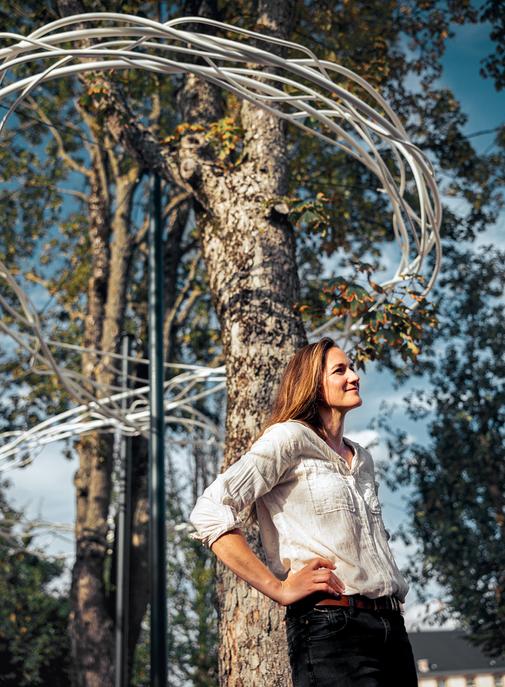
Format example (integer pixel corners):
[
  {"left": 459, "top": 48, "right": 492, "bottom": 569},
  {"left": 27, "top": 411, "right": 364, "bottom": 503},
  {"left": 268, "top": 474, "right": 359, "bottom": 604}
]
[{"left": 189, "top": 423, "right": 297, "bottom": 548}]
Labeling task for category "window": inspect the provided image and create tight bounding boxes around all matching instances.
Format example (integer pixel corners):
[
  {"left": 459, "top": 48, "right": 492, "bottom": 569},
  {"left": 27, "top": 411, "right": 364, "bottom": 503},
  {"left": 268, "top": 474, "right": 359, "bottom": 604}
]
[{"left": 417, "top": 658, "right": 430, "bottom": 673}]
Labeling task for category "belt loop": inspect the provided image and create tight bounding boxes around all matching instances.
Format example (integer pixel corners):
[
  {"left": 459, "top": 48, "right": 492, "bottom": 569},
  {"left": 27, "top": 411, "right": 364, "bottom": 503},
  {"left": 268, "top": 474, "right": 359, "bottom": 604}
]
[{"left": 348, "top": 596, "right": 355, "bottom": 608}]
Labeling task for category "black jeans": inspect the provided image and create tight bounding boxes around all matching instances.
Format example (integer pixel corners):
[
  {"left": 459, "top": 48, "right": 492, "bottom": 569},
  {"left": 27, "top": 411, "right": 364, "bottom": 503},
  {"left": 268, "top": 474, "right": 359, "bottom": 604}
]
[{"left": 285, "top": 601, "right": 418, "bottom": 687}]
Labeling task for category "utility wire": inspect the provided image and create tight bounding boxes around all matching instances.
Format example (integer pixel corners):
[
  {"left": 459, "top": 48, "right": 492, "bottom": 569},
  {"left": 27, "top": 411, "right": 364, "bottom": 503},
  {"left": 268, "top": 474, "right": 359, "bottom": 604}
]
[{"left": 466, "top": 124, "right": 504, "bottom": 139}]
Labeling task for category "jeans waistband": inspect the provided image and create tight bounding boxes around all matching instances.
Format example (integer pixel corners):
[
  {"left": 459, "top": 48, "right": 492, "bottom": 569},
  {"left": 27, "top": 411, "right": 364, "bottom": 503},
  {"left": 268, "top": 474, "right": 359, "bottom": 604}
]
[{"left": 286, "top": 592, "right": 403, "bottom": 617}]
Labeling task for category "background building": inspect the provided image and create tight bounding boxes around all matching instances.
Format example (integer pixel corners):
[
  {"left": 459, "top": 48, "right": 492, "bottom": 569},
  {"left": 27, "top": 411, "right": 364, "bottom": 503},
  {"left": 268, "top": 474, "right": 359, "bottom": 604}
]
[{"left": 410, "top": 630, "right": 505, "bottom": 687}]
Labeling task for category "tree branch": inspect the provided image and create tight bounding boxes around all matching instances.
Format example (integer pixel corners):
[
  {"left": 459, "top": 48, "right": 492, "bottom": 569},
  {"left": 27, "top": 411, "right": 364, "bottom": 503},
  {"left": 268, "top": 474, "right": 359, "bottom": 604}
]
[
  {"left": 134, "top": 191, "right": 191, "bottom": 248},
  {"left": 24, "top": 97, "right": 91, "bottom": 179},
  {"left": 163, "top": 251, "right": 202, "bottom": 346}
]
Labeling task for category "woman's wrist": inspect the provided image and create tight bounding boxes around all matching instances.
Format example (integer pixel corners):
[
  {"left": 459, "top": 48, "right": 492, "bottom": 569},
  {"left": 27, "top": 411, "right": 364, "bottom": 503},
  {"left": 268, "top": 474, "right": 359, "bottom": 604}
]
[
  {"left": 211, "top": 529, "right": 286, "bottom": 604},
  {"left": 262, "top": 577, "right": 285, "bottom": 605}
]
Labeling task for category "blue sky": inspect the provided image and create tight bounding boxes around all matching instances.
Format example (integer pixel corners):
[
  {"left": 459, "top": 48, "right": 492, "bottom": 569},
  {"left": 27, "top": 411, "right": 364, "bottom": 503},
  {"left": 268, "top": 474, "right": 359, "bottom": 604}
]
[
  {"left": 4, "top": 17, "right": 504, "bottom": 630},
  {"left": 350, "top": 19, "right": 505, "bottom": 628},
  {"left": 440, "top": 21, "right": 504, "bottom": 258},
  {"left": 441, "top": 21, "right": 503, "bottom": 146}
]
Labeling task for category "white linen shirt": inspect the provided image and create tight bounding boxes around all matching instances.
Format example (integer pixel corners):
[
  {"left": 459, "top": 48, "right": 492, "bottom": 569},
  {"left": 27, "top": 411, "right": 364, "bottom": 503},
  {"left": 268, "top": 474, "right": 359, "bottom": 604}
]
[{"left": 189, "top": 419, "right": 409, "bottom": 602}]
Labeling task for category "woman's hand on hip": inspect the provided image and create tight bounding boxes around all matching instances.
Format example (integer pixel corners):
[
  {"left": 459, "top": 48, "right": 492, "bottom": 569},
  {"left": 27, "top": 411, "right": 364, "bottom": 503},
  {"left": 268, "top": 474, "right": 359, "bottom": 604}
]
[{"left": 276, "top": 558, "right": 345, "bottom": 606}]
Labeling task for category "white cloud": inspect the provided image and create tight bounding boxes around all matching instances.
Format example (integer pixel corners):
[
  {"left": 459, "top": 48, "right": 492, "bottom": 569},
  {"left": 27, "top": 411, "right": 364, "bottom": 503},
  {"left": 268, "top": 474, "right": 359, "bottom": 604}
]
[
  {"left": 404, "top": 599, "right": 459, "bottom": 633},
  {"left": 5, "top": 442, "right": 76, "bottom": 570},
  {"left": 346, "top": 427, "right": 381, "bottom": 451}
]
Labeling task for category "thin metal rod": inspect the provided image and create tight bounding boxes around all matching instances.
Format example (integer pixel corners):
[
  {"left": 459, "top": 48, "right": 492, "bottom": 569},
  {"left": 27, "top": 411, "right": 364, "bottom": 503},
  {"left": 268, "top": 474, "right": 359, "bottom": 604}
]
[
  {"left": 148, "top": 173, "right": 168, "bottom": 686},
  {"left": 0, "top": 16, "right": 443, "bottom": 458},
  {"left": 115, "top": 334, "right": 132, "bottom": 687}
]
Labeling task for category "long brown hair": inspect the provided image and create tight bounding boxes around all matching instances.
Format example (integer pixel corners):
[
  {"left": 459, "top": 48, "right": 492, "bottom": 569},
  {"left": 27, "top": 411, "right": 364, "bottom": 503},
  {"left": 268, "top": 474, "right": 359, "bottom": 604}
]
[
  {"left": 262, "top": 336, "right": 337, "bottom": 435},
  {"left": 244, "top": 337, "right": 337, "bottom": 526}
]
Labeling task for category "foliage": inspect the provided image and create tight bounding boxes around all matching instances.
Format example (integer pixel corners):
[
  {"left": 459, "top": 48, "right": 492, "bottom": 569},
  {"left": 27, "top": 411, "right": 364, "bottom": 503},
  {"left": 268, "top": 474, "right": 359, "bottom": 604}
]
[
  {"left": 376, "top": 245, "right": 505, "bottom": 656},
  {"left": 131, "top": 537, "right": 219, "bottom": 687},
  {"left": 163, "top": 112, "right": 245, "bottom": 168},
  {"left": 474, "top": 0, "right": 505, "bottom": 90},
  {"left": 0, "top": 0, "right": 504, "bottom": 680},
  {"left": 131, "top": 427, "right": 220, "bottom": 686},
  {"left": 164, "top": 431, "right": 219, "bottom": 686},
  {"left": 0, "top": 0, "right": 503, "bottom": 414},
  {"left": 297, "top": 260, "right": 438, "bottom": 372},
  {"left": 0, "top": 480, "right": 71, "bottom": 686}
]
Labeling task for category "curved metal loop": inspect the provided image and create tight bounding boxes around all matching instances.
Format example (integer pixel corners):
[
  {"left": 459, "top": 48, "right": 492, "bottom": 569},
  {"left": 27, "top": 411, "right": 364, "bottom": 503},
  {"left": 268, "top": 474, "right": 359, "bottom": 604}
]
[{"left": 0, "top": 14, "right": 442, "bottom": 462}]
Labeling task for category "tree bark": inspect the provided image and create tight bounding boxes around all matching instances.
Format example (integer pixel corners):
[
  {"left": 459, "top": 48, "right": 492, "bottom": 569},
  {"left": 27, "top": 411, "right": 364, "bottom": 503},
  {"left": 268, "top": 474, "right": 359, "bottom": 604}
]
[
  {"left": 176, "top": 1, "right": 306, "bottom": 683},
  {"left": 68, "top": 111, "right": 144, "bottom": 686},
  {"left": 69, "top": 143, "right": 115, "bottom": 687}
]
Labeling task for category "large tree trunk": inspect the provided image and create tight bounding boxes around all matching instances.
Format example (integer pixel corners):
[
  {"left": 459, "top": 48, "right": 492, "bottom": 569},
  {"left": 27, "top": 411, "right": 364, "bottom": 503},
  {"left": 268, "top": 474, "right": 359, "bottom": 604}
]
[
  {"left": 177, "top": 1, "right": 306, "bottom": 683},
  {"left": 69, "top": 143, "right": 115, "bottom": 687},
  {"left": 206, "top": 171, "right": 306, "bottom": 686},
  {"left": 68, "top": 112, "right": 144, "bottom": 686}
]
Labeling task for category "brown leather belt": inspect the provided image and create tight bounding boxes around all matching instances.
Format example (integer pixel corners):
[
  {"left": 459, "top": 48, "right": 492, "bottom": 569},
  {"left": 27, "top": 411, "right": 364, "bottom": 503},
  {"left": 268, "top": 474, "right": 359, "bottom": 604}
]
[{"left": 315, "top": 594, "right": 404, "bottom": 614}]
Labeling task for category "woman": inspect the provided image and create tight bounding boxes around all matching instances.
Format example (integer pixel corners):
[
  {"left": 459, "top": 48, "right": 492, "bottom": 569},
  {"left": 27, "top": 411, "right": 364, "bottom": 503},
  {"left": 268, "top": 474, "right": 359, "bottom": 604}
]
[{"left": 189, "top": 337, "right": 418, "bottom": 686}]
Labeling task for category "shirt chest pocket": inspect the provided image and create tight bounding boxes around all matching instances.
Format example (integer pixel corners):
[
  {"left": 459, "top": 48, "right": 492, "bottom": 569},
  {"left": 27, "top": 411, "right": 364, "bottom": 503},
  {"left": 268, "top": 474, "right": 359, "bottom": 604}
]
[
  {"left": 303, "top": 459, "right": 355, "bottom": 515},
  {"left": 359, "top": 476, "right": 382, "bottom": 517}
]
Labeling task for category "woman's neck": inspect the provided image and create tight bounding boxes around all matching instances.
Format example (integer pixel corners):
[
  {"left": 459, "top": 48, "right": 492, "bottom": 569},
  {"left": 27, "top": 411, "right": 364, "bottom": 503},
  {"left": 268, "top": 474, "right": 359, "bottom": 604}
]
[{"left": 318, "top": 407, "right": 346, "bottom": 447}]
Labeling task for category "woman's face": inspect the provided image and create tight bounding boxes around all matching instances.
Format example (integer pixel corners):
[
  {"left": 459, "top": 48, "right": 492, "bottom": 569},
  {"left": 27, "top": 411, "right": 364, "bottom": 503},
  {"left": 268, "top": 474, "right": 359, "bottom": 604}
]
[{"left": 319, "top": 346, "right": 362, "bottom": 411}]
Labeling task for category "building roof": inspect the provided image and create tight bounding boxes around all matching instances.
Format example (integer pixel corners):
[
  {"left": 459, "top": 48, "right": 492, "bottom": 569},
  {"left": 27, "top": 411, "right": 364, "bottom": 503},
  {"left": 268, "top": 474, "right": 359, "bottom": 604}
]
[{"left": 409, "top": 630, "right": 505, "bottom": 676}]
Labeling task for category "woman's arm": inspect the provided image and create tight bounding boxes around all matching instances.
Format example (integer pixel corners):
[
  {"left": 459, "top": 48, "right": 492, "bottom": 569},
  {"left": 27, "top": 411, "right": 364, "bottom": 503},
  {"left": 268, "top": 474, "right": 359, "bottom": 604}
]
[
  {"left": 191, "top": 424, "right": 344, "bottom": 604},
  {"left": 189, "top": 426, "right": 298, "bottom": 549},
  {"left": 211, "top": 528, "right": 344, "bottom": 606}
]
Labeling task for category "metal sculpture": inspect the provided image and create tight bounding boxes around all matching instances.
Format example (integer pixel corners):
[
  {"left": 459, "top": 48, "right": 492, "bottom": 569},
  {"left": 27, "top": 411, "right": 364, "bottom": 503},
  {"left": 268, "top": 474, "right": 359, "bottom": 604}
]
[
  {"left": 0, "top": 14, "right": 443, "bottom": 685},
  {"left": 0, "top": 12, "right": 442, "bottom": 460}
]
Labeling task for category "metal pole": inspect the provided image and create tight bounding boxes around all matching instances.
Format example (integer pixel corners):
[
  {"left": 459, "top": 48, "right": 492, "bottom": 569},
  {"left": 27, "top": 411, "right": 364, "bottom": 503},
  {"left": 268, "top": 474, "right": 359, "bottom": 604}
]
[
  {"left": 115, "top": 335, "right": 132, "bottom": 687},
  {"left": 148, "top": 172, "right": 168, "bottom": 686}
]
